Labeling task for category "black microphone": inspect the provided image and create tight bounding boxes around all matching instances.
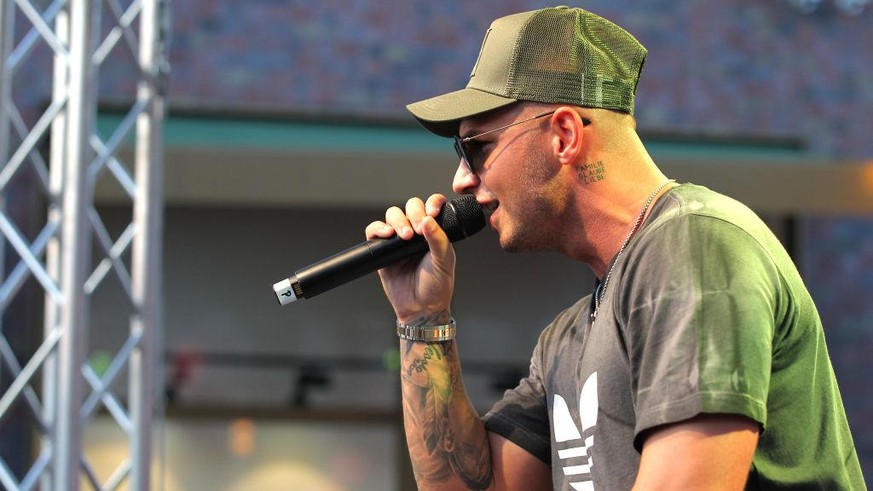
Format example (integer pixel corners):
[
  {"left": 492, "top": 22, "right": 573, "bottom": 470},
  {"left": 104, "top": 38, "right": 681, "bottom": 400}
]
[{"left": 272, "top": 195, "right": 485, "bottom": 305}]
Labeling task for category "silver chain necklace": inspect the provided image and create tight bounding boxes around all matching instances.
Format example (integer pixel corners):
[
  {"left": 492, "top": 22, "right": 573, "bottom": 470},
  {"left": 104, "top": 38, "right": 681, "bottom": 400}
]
[{"left": 591, "top": 179, "right": 676, "bottom": 322}]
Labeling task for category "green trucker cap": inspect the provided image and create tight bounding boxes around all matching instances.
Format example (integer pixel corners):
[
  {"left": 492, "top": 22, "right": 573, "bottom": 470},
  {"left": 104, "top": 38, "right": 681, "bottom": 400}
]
[{"left": 406, "top": 6, "right": 648, "bottom": 137}]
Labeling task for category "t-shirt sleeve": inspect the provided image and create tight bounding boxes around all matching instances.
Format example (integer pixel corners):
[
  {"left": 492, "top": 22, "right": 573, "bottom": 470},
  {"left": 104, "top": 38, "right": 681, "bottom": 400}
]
[
  {"left": 616, "top": 214, "right": 778, "bottom": 450},
  {"left": 482, "top": 332, "right": 552, "bottom": 465}
]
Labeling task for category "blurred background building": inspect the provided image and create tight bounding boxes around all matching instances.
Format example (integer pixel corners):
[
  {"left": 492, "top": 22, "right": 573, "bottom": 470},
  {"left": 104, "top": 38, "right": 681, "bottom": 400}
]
[{"left": 1, "top": 0, "right": 871, "bottom": 489}]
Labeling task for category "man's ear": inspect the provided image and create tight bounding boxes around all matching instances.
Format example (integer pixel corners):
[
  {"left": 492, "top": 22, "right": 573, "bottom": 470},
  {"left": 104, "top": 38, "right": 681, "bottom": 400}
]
[{"left": 549, "top": 106, "right": 587, "bottom": 166}]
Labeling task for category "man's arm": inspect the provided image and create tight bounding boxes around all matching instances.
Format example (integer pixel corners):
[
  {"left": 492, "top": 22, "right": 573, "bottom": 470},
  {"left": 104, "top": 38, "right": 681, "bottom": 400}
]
[
  {"left": 633, "top": 414, "right": 760, "bottom": 490},
  {"left": 488, "top": 432, "right": 552, "bottom": 490},
  {"left": 400, "top": 336, "right": 490, "bottom": 489},
  {"left": 367, "top": 195, "right": 550, "bottom": 490},
  {"left": 400, "top": 333, "right": 551, "bottom": 490}
]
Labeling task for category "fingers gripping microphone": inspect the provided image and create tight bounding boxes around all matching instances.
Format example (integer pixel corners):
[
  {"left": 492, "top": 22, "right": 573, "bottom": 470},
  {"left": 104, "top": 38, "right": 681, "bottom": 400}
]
[{"left": 272, "top": 196, "right": 485, "bottom": 305}]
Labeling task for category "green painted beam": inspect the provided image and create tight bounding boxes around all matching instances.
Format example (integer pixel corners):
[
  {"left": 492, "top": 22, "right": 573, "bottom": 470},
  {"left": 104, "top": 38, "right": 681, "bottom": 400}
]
[{"left": 97, "top": 113, "right": 808, "bottom": 162}]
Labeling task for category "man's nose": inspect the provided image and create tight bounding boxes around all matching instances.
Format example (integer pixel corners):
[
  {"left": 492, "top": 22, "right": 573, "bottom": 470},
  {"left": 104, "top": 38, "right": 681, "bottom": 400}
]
[{"left": 452, "top": 159, "right": 479, "bottom": 195}]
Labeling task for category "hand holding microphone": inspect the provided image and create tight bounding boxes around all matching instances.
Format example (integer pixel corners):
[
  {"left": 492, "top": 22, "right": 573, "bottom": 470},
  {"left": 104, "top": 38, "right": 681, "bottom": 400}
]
[{"left": 272, "top": 195, "right": 485, "bottom": 311}]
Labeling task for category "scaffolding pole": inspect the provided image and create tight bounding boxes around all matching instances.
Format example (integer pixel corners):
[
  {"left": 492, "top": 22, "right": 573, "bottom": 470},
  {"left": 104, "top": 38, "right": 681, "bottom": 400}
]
[
  {"left": 129, "top": 0, "right": 166, "bottom": 487},
  {"left": 54, "top": 2, "right": 94, "bottom": 488},
  {"left": 0, "top": 0, "right": 167, "bottom": 489}
]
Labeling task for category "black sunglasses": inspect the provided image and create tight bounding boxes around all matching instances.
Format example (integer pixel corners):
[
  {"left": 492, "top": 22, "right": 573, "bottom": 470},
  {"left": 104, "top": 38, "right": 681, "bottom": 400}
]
[{"left": 453, "top": 111, "right": 590, "bottom": 175}]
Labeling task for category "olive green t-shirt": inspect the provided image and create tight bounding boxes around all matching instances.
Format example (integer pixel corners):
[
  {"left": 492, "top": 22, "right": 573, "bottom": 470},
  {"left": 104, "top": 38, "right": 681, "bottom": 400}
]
[{"left": 484, "top": 184, "right": 866, "bottom": 489}]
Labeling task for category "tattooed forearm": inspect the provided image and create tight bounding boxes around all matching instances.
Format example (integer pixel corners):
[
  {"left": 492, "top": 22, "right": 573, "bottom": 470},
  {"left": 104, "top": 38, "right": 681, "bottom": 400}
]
[
  {"left": 406, "top": 345, "right": 443, "bottom": 377},
  {"left": 401, "top": 339, "right": 493, "bottom": 490}
]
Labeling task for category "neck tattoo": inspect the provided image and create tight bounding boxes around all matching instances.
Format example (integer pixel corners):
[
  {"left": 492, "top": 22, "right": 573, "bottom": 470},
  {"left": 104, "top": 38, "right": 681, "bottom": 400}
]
[{"left": 591, "top": 179, "right": 676, "bottom": 322}]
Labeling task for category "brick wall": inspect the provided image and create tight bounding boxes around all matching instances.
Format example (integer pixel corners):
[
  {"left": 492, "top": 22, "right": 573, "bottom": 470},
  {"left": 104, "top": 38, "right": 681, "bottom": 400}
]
[{"left": 167, "top": 0, "right": 872, "bottom": 158}]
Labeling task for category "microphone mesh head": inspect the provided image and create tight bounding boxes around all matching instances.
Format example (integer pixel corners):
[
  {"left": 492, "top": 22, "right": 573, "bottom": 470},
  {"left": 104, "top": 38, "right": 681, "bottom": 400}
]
[{"left": 438, "top": 195, "right": 486, "bottom": 242}]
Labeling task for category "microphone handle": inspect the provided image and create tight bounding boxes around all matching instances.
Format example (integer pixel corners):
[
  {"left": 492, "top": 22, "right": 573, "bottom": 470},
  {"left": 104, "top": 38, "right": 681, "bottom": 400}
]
[
  {"left": 273, "top": 195, "right": 484, "bottom": 306},
  {"left": 284, "top": 235, "right": 428, "bottom": 302}
]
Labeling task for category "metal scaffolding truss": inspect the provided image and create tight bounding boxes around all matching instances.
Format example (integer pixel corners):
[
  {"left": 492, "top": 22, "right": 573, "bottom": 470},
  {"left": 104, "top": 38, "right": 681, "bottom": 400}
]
[{"left": 0, "top": 0, "right": 167, "bottom": 489}]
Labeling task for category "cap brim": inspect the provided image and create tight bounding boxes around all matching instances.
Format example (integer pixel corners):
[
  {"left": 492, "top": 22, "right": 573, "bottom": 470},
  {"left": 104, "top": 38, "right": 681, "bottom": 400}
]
[{"left": 406, "top": 87, "right": 517, "bottom": 137}]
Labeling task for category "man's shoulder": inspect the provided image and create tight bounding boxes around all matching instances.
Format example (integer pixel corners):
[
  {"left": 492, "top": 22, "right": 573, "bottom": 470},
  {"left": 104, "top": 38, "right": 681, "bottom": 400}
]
[
  {"left": 645, "top": 183, "right": 777, "bottom": 249},
  {"left": 655, "top": 183, "right": 759, "bottom": 225},
  {"left": 632, "top": 182, "right": 802, "bottom": 291}
]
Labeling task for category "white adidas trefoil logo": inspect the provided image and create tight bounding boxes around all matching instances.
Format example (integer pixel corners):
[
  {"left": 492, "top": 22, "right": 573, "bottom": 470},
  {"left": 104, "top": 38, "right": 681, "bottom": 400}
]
[{"left": 553, "top": 372, "right": 598, "bottom": 491}]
